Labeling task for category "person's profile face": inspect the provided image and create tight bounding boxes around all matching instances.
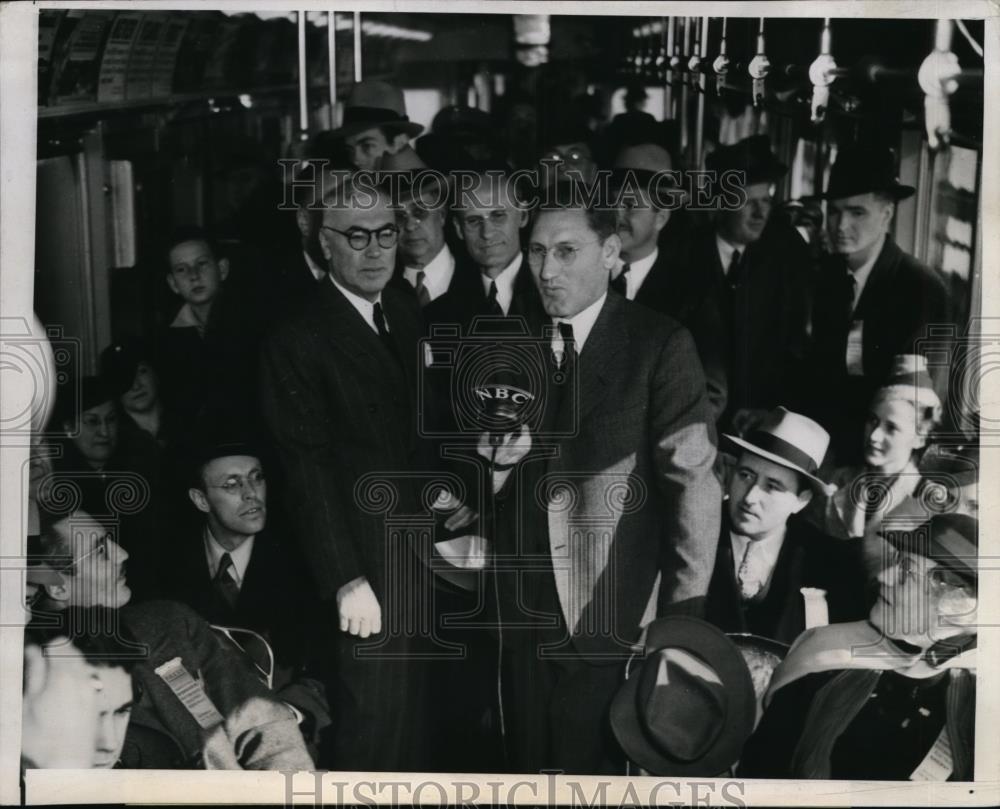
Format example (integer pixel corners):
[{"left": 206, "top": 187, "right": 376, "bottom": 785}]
[
  {"left": 121, "top": 362, "right": 158, "bottom": 414},
  {"left": 92, "top": 666, "right": 133, "bottom": 768},
  {"left": 527, "top": 208, "right": 618, "bottom": 318},
  {"left": 57, "top": 515, "right": 132, "bottom": 609}
]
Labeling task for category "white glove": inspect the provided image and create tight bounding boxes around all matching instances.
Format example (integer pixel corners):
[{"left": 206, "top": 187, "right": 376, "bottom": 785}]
[{"left": 336, "top": 576, "right": 382, "bottom": 638}]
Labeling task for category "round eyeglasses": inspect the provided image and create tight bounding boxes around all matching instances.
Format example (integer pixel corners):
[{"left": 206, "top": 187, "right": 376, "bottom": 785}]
[
  {"left": 527, "top": 240, "right": 600, "bottom": 269},
  {"left": 322, "top": 224, "right": 399, "bottom": 251}
]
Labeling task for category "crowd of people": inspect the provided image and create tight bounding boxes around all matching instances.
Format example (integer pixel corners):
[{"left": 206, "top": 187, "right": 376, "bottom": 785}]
[{"left": 23, "top": 78, "right": 979, "bottom": 779}]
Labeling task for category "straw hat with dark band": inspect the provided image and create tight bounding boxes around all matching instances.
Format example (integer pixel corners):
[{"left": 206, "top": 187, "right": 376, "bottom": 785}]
[{"left": 723, "top": 407, "right": 833, "bottom": 495}]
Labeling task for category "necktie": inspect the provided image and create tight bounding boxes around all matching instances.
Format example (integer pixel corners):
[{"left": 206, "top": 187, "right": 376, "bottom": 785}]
[
  {"left": 736, "top": 541, "right": 761, "bottom": 601},
  {"left": 844, "top": 270, "right": 858, "bottom": 323},
  {"left": 372, "top": 301, "right": 399, "bottom": 362},
  {"left": 727, "top": 249, "right": 743, "bottom": 288},
  {"left": 214, "top": 552, "right": 240, "bottom": 609},
  {"left": 487, "top": 280, "right": 504, "bottom": 316},
  {"left": 412, "top": 270, "right": 432, "bottom": 307},
  {"left": 610, "top": 263, "right": 630, "bottom": 297},
  {"left": 552, "top": 321, "right": 576, "bottom": 370}
]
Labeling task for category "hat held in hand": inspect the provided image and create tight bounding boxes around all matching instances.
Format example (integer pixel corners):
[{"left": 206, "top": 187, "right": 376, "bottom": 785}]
[{"left": 610, "top": 616, "right": 755, "bottom": 776}]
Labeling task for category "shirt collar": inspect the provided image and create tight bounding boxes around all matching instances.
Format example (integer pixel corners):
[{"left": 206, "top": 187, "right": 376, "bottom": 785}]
[
  {"left": 203, "top": 525, "right": 255, "bottom": 587},
  {"left": 716, "top": 235, "right": 747, "bottom": 276},
  {"left": 550, "top": 292, "right": 607, "bottom": 353},
  {"left": 170, "top": 302, "right": 204, "bottom": 331},
  {"left": 404, "top": 244, "right": 454, "bottom": 302},
  {"left": 304, "top": 250, "right": 327, "bottom": 282},
  {"left": 480, "top": 253, "right": 523, "bottom": 315},
  {"left": 329, "top": 274, "right": 383, "bottom": 333},
  {"left": 847, "top": 233, "right": 885, "bottom": 308},
  {"left": 729, "top": 525, "right": 786, "bottom": 581},
  {"left": 622, "top": 247, "right": 657, "bottom": 299}
]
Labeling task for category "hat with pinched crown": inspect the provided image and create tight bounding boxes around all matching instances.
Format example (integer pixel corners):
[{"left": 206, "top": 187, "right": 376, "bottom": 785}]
[
  {"left": 821, "top": 143, "right": 915, "bottom": 201},
  {"left": 331, "top": 80, "right": 424, "bottom": 140},
  {"left": 723, "top": 407, "right": 833, "bottom": 494}
]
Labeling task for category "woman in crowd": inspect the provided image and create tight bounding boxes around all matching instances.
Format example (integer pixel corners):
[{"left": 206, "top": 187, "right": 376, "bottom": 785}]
[{"left": 806, "top": 354, "right": 943, "bottom": 580}]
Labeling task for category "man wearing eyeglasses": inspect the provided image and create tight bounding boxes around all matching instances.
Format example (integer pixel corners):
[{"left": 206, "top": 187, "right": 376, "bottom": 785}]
[
  {"left": 27, "top": 510, "right": 314, "bottom": 770},
  {"left": 741, "top": 512, "right": 978, "bottom": 780},
  {"left": 261, "top": 174, "right": 436, "bottom": 771},
  {"left": 157, "top": 438, "right": 329, "bottom": 752},
  {"left": 484, "top": 188, "right": 721, "bottom": 773}
]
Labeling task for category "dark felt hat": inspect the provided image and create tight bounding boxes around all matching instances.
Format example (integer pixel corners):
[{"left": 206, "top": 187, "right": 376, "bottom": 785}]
[
  {"left": 331, "top": 80, "right": 424, "bottom": 140},
  {"left": 610, "top": 617, "right": 756, "bottom": 776},
  {"left": 821, "top": 143, "right": 915, "bottom": 201},
  {"left": 100, "top": 337, "right": 153, "bottom": 397},
  {"left": 705, "top": 135, "right": 787, "bottom": 186},
  {"left": 881, "top": 513, "right": 978, "bottom": 585}
]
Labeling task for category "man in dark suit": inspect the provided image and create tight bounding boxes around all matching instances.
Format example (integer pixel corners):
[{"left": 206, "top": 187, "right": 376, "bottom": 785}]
[
  {"left": 705, "top": 408, "right": 867, "bottom": 645},
  {"left": 486, "top": 188, "right": 721, "bottom": 773},
  {"left": 670, "top": 136, "right": 813, "bottom": 433},
  {"left": 158, "top": 440, "right": 328, "bottom": 741},
  {"left": 805, "top": 144, "right": 949, "bottom": 464},
  {"left": 425, "top": 168, "right": 545, "bottom": 329},
  {"left": 260, "top": 175, "right": 434, "bottom": 772},
  {"left": 610, "top": 141, "right": 727, "bottom": 419}
]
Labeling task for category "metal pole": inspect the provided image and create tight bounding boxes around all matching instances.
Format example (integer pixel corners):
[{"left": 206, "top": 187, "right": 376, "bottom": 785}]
[
  {"left": 664, "top": 17, "right": 675, "bottom": 119},
  {"left": 679, "top": 18, "right": 690, "bottom": 154},
  {"left": 695, "top": 17, "right": 709, "bottom": 167},
  {"left": 297, "top": 11, "right": 308, "bottom": 132},
  {"left": 327, "top": 10, "right": 337, "bottom": 128},
  {"left": 353, "top": 11, "right": 362, "bottom": 81}
]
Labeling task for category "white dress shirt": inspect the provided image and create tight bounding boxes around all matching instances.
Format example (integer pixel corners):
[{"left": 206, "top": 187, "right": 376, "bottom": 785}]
[
  {"left": 204, "top": 527, "right": 255, "bottom": 589},
  {"left": 716, "top": 235, "right": 745, "bottom": 276},
  {"left": 730, "top": 528, "right": 786, "bottom": 598},
  {"left": 480, "top": 253, "right": 523, "bottom": 315},
  {"left": 404, "top": 244, "right": 455, "bottom": 302},
  {"left": 329, "top": 275, "right": 385, "bottom": 333},
  {"left": 550, "top": 292, "right": 607, "bottom": 358},
  {"left": 847, "top": 233, "right": 884, "bottom": 313},
  {"left": 618, "top": 248, "right": 657, "bottom": 300}
]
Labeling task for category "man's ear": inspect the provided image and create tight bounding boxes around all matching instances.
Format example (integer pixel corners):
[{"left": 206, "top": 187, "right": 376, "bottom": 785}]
[
  {"left": 602, "top": 233, "right": 622, "bottom": 269},
  {"left": 388, "top": 133, "right": 409, "bottom": 155},
  {"left": 792, "top": 488, "right": 814, "bottom": 514},
  {"left": 517, "top": 208, "right": 529, "bottom": 230},
  {"left": 452, "top": 217, "right": 465, "bottom": 243},
  {"left": 653, "top": 206, "right": 671, "bottom": 232},
  {"left": 166, "top": 274, "right": 179, "bottom": 296},
  {"left": 217, "top": 257, "right": 230, "bottom": 282},
  {"left": 318, "top": 228, "right": 334, "bottom": 261},
  {"left": 295, "top": 207, "right": 312, "bottom": 238},
  {"left": 188, "top": 487, "right": 211, "bottom": 514}
]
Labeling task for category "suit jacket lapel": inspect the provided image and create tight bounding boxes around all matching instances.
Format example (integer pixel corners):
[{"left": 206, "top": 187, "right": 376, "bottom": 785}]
[
  {"left": 854, "top": 238, "right": 899, "bottom": 320},
  {"left": 573, "top": 295, "right": 629, "bottom": 423}
]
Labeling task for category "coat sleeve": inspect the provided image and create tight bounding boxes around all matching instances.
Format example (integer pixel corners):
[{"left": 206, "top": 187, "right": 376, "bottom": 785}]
[
  {"left": 650, "top": 325, "right": 723, "bottom": 614},
  {"left": 182, "top": 606, "right": 314, "bottom": 771},
  {"left": 259, "top": 327, "right": 365, "bottom": 599}
]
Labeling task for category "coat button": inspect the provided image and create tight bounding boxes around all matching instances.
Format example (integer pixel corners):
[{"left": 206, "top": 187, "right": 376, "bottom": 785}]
[{"left": 367, "top": 404, "right": 377, "bottom": 414}]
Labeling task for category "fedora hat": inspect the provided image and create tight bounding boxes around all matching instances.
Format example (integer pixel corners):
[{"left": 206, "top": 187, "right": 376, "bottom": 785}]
[
  {"left": 705, "top": 135, "right": 787, "bottom": 186},
  {"left": 724, "top": 407, "right": 832, "bottom": 494},
  {"left": 332, "top": 80, "right": 424, "bottom": 140},
  {"left": 821, "top": 143, "right": 915, "bottom": 201},
  {"left": 611, "top": 617, "right": 756, "bottom": 776},
  {"left": 881, "top": 512, "right": 978, "bottom": 586}
]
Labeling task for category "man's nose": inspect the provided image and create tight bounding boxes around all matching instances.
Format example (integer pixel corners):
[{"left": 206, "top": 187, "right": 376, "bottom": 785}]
[
  {"left": 743, "top": 483, "right": 764, "bottom": 504},
  {"left": 364, "top": 238, "right": 383, "bottom": 257},
  {"left": 95, "top": 714, "right": 115, "bottom": 751},
  {"left": 111, "top": 540, "right": 129, "bottom": 563}
]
